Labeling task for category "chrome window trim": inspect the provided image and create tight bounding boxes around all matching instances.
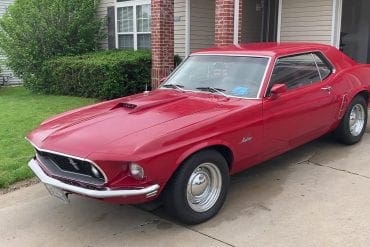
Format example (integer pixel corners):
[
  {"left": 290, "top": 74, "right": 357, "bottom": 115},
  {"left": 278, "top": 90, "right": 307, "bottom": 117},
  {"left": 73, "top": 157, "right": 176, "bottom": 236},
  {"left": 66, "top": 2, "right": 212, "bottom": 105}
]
[
  {"left": 159, "top": 54, "right": 272, "bottom": 100},
  {"left": 314, "top": 50, "right": 336, "bottom": 74},
  {"left": 26, "top": 138, "right": 108, "bottom": 185},
  {"left": 312, "top": 51, "right": 336, "bottom": 76},
  {"left": 312, "top": 53, "right": 323, "bottom": 81},
  {"left": 263, "top": 50, "right": 336, "bottom": 97}
]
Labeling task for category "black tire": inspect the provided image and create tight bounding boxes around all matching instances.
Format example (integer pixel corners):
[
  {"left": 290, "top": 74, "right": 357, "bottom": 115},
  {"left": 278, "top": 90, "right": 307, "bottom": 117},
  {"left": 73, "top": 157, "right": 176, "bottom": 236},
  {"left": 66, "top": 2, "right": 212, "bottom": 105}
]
[
  {"left": 334, "top": 95, "right": 367, "bottom": 145},
  {"left": 163, "top": 149, "right": 229, "bottom": 225}
]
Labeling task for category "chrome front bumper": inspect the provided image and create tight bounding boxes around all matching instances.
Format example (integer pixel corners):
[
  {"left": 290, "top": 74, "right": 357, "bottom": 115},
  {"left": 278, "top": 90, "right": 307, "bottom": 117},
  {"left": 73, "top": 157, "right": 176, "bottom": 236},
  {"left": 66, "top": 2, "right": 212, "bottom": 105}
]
[{"left": 28, "top": 159, "right": 160, "bottom": 199}]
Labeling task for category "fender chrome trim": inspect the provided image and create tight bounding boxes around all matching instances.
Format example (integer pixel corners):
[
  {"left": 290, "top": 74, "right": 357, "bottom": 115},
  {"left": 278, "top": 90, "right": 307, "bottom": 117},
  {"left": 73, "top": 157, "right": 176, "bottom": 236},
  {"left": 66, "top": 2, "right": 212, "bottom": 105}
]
[{"left": 28, "top": 159, "right": 160, "bottom": 198}]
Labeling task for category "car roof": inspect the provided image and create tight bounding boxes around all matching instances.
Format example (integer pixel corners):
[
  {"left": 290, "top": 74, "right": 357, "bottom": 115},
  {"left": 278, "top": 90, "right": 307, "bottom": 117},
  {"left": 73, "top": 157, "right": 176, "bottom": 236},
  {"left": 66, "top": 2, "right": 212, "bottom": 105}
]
[{"left": 191, "top": 42, "right": 336, "bottom": 57}]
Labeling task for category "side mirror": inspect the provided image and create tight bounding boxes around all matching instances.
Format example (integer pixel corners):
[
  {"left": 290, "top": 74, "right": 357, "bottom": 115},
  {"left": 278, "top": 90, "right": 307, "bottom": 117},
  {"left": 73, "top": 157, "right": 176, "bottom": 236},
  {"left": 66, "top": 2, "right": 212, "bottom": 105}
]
[{"left": 269, "top": 83, "right": 287, "bottom": 98}]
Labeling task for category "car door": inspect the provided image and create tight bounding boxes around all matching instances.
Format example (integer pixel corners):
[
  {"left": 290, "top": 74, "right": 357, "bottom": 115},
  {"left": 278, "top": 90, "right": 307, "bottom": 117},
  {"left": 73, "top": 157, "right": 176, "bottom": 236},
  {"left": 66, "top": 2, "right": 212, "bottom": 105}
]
[{"left": 262, "top": 52, "right": 337, "bottom": 158}]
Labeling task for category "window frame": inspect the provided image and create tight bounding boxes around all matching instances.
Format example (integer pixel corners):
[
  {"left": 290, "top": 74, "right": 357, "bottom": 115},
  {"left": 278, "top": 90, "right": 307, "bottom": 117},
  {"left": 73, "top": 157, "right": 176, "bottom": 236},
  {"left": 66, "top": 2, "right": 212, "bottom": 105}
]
[
  {"left": 115, "top": 0, "right": 151, "bottom": 50},
  {"left": 311, "top": 52, "right": 334, "bottom": 81},
  {"left": 160, "top": 54, "right": 273, "bottom": 100},
  {"left": 266, "top": 51, "right": 335, "bottom": 96}
]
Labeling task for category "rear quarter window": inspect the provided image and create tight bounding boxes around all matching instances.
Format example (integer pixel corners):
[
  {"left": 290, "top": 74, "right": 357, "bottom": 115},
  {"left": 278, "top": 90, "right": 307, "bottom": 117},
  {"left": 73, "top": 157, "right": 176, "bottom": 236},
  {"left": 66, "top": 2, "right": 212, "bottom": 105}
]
[{"left": 312, "top": 52, "right": 333, "bottom": 80}]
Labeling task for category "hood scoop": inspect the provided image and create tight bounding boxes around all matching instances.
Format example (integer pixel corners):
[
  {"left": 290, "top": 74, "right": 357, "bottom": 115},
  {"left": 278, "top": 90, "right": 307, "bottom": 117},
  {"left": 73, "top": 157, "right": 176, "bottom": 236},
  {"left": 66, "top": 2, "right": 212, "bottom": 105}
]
[
  {"left": 120, "top": 102, "right": 138, "bottom": 109},
  {"left": 110, "top": 102, "right": 137, "bottom": 110},
  {"left": 111, "top": 95, "right": 188, "bottom": 113}
]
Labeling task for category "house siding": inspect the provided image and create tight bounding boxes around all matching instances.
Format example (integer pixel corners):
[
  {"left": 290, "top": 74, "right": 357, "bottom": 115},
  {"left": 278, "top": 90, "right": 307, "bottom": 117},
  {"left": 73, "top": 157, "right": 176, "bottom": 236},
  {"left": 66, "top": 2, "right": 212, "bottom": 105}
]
[
  {"left": 280, "top": 0, "right": 334, "bottom": 44},
  {"left": 98, "top": 0, "right": 115, "bottom": 50},
  {"left": 0, "top": 0, "right": 13, "bottom": 16},
  {"left": 174, "top": 0, "right": 186, "bottom": 57},
  {"left": 0, "top": 0, "right": 22, "bottom": 85},
  {"left": 190, "top": 0, "right": 215, "bottom": 52}
]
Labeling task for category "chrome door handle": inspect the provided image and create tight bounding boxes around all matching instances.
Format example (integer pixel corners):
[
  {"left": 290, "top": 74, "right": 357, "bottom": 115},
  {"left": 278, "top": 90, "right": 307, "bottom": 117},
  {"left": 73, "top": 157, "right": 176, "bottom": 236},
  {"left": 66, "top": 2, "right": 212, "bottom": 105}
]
[{"left": 321, "top": 86, "right": 332, "bottom": 92}]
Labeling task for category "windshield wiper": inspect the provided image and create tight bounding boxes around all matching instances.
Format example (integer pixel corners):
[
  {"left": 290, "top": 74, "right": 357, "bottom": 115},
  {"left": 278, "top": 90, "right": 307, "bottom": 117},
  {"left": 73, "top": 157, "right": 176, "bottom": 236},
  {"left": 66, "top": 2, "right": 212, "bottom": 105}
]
[
  {"left": 196, "top": 87, "right": 229, "bottom": 98},
  {"left": 162, "top": 84, "right": 185, "bottom": 91}
]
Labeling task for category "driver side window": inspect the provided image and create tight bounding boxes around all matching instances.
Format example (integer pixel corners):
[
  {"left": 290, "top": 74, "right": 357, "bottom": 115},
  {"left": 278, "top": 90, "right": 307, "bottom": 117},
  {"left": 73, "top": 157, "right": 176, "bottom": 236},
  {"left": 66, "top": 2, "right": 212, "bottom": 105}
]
[{"left": 270, "top": 53, "right": 321, "bottom": 90}]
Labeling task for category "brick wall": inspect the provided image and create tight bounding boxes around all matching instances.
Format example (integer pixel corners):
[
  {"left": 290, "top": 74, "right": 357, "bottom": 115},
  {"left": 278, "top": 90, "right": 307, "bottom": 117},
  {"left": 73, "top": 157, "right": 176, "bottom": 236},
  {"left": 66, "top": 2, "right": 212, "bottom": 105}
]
[
  {"left": 215, "top": 0, "right": 242, "bottom": 46},
  {"left": 151, "top": 0, "right": 242, "bottom": 87},
  {"left": 151, "top": 0, "right": 174, "bottom": 88}
]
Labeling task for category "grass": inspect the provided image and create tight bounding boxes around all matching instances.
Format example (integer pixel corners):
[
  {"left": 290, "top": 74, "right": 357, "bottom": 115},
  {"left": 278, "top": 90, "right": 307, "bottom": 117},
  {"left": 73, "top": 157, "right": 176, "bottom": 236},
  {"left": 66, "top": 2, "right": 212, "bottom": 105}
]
[{"left": 0, "top": 87, "right": 95, "bottom": 188}]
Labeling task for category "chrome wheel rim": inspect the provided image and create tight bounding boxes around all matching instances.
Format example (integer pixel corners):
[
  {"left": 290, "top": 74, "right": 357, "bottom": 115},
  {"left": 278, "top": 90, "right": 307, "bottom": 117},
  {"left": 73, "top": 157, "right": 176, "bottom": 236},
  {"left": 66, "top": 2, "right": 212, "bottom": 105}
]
[
  {"left": 349, "top": 103, "right": 365, "bottom": 137},
  {"left": 186, "top": 163, "right": 222, "bottom": 213}
]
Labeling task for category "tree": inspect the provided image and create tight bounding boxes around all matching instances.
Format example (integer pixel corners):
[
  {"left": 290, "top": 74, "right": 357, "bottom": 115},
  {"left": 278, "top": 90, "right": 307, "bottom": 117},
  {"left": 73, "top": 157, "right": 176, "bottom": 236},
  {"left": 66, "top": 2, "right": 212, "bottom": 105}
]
[{"left": 0, "top": 0, "right": 104, "bottom": 90}]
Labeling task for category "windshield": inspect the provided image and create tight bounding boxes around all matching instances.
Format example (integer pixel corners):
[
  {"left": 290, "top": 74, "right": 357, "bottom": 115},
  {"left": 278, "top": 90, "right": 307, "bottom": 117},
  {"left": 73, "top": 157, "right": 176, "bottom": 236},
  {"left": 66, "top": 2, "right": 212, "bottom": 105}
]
[{"left": 162, "top": 55, "right": 269, "bottom": 98}]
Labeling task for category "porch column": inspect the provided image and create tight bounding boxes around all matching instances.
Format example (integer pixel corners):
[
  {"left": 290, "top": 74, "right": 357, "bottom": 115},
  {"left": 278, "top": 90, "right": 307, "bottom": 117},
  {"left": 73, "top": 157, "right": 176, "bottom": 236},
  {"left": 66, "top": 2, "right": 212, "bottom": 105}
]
[
  {"left": 151, "top": 0, "right": 174, "bottom": 88},
  {"left": 215, "top": 0, "right": 243, "bottom": 46}
]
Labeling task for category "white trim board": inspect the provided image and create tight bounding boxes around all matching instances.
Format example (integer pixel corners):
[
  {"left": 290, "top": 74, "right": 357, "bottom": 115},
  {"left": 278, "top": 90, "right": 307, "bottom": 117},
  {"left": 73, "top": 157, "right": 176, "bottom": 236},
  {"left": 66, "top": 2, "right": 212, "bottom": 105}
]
[
  {"left": 185, "top": 0, "right": 190, "bottom": 56},
  {"left": 233, "top": 0, "right": 240, "bottom": 45},
  {"left": 277, "top": 0, "right": 282, "bottom": 42},
  {"left": 331, "top": 0, "right": 343, "bottom": 48}
]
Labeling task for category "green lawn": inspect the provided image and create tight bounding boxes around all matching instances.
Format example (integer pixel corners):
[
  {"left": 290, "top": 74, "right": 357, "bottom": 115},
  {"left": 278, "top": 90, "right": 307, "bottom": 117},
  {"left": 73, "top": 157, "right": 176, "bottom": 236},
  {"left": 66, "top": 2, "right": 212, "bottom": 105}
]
[{"left": 0, "top": 87, "right": 95, "bottom": 188}]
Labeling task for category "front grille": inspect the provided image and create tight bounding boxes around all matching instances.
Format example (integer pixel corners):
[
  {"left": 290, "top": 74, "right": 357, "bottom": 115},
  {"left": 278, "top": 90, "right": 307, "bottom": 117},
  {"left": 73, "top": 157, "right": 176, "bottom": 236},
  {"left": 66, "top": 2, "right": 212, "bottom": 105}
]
[
  {"left": 36, "top": 150, "right": 106, "bottom": 186},
  {"left": 57, "top": 177, "right": 107, "bottom": 191}
]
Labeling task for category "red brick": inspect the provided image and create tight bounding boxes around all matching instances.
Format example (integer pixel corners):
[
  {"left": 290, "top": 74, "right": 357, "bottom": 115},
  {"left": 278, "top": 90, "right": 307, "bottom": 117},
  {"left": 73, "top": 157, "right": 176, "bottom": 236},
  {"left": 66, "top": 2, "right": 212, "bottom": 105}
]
[
  {"left": 151, "top": 0, "right": 174, "bottom": 88},
  {"left": 215, "top": 0, "right": 243, "bottom": 46}
]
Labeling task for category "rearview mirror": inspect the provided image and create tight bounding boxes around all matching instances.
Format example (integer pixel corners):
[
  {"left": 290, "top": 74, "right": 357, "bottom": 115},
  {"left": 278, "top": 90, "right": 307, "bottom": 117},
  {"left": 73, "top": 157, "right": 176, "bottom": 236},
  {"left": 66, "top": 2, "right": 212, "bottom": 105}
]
[{"left": 270, "top": 83, "right": 287, "bottom": 96}]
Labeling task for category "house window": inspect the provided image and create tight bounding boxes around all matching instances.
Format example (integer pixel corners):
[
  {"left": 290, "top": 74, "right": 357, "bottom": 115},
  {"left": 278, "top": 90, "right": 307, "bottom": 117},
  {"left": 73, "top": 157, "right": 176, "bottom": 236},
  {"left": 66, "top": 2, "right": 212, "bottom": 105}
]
[{"left": 116, "top": 0, "right": 151, "bottom": 50}]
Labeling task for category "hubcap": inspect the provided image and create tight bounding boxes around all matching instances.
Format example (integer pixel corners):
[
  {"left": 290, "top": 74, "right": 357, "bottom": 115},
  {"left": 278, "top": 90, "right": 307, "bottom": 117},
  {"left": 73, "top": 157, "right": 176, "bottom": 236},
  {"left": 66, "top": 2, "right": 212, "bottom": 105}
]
[
  {"left": 186, "top": 163, "right": 222, "bottom": 213},
  {"left": 349, "top": 103, "right": 365, "bottom": 137}
]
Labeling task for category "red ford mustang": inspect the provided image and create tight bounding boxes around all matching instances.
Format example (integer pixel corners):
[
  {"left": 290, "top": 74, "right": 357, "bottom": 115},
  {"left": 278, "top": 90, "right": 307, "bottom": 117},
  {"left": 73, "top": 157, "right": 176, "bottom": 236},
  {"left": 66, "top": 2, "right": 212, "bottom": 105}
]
[{"left": 27, "top": 43, "right": 369, "bottom": 224}]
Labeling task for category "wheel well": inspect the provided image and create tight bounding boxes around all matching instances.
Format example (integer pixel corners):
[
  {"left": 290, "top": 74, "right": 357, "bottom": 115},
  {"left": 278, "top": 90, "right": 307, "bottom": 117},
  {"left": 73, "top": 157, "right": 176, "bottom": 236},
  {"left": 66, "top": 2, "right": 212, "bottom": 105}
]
[
  {"left": 210, "top": 145, "right": 234, "bottom": 169},
  {"left": 161, "top": 145, "right": 234, "bottom": 196},
  {"left": 357, "top": 90, "right": 369, "bottom": 103},
  {"left": 179, "top": 145, "right": 234, "bottom": 170}
]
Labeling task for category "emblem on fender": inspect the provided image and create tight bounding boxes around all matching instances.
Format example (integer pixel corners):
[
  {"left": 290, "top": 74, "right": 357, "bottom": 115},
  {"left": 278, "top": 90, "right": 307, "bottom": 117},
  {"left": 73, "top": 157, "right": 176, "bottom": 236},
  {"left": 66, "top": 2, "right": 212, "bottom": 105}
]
[{"left": 241, "top": 136, "right": 253, "bottom": 144}]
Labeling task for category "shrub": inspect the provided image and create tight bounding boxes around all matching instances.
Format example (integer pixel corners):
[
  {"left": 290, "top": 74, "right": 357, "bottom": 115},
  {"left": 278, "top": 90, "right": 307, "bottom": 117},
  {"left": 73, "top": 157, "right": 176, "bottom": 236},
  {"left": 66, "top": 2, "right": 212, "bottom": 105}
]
[
  {"left": 40, "top": 50, "right": 151, "bottom": 99},
  {"left": 0, "top": 0, "right": 104, "bottom": 90},
  {"left": 174, "top": 54, "right": 183, "bottom": 67}
]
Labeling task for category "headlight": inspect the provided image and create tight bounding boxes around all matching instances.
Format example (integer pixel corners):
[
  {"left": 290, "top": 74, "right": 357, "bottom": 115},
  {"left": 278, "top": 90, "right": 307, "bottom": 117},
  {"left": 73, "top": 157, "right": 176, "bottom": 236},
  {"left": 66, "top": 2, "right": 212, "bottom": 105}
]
[{"left": 129, "top": 163, "right": 145, "bottom": 180}]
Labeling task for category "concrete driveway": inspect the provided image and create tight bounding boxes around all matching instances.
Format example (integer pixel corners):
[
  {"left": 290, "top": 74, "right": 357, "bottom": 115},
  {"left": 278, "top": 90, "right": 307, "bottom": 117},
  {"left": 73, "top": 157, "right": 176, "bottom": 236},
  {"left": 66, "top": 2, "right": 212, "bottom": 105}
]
[{"left": 2, "top": 129, "right": 370, "bottom": 246}]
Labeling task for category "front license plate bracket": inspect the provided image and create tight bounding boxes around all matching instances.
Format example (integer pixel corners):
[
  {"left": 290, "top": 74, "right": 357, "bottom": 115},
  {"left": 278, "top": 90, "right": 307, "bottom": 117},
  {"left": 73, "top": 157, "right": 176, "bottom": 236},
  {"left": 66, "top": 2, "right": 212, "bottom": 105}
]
[{"left": 44, "top": 184, "right": 70, "bottom": 204}]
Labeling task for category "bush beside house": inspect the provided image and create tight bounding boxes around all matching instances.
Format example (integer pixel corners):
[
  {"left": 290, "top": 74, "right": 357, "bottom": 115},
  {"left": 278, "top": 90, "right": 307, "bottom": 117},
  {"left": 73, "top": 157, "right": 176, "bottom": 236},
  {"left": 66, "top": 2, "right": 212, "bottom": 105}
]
[
  {"left": 0, "top": 0, "right": 104, "bottom": 90},
  {"left": 0, "top": 0, "right": 182, "bottom": 99},
  {"left": 41, "top": 50, "right": 151, "bottom": 99}
]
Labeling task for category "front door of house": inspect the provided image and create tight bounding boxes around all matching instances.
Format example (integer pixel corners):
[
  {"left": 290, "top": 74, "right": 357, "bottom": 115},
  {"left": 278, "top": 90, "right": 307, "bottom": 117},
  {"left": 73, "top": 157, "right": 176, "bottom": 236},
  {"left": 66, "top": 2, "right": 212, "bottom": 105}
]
[
  {"left": 340, "top": 0, "right": 370, "bottom": 63},
  {"left": 260, "top": 0, "right": 279, "bottom": 42},
  {"left": 243, "top": 0, "right": 279, "bottom": 43}
]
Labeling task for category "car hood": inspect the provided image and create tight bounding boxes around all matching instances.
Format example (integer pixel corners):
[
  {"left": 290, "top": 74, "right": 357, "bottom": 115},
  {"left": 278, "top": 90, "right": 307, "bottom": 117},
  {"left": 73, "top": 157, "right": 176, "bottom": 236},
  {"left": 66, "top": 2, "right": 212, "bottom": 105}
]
[{"left": 27, "top": 90, "right": 241, "bottom": 158}]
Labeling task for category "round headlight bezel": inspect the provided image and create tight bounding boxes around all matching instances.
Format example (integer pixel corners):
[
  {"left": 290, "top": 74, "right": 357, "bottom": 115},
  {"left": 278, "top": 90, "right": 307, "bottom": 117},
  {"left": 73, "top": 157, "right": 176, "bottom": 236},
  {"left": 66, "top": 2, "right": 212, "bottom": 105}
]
[{"left": 129, "top": 163, "right": 145, "bottom": 180}]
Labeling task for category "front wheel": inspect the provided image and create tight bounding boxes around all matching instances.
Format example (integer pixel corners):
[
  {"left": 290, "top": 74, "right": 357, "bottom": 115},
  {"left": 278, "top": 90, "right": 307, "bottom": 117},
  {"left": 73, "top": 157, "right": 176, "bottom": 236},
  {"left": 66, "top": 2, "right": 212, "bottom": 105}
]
[
  {"left": 163, "top": 149, "right": 229, "bottom": 224},
  {"left": 334, "top": 95, "right": 368, "bottom": 145}
]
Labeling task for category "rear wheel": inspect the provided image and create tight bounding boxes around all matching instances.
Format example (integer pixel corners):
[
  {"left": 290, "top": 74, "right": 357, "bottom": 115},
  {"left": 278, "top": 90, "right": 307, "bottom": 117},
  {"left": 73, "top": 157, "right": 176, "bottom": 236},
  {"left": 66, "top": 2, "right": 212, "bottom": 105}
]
[
  {"left": 164, "top": 149, "right": 229, "bottom": 224},
  {"left": 334, "top": 95, "right": 367, "bottom": 144}
]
